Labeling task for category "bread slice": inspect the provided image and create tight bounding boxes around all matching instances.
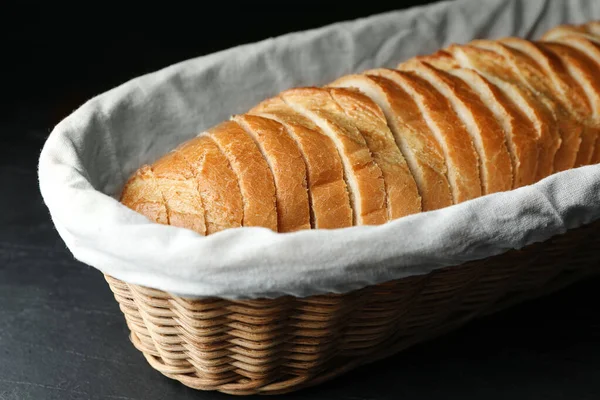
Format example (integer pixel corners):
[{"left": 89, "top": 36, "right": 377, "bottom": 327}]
[
  {"left": 150, "top": 150, "right": 207, "bottom": 235},
  {"left": 232, "top": 114, "right": 311, "bottom": 232},
  {"left": 328, "top": 74, "right": 452, "bottom": 211},
  {"left": 177, "top": 135, "right": 243, "bottom": 234},
  {"left": 280, "top": 87, "right": 388, "bottom": 226},
  {"left": 120, "top": 165, "right": 169, "bottom": 225},
  {"left": 205, "top": 121, "right": 278, "bottom": 231},
  {"left": 543, "top": 27, "right": 600, "bottom": 44},
  {"left": 465, "top": 41, "right": 578, "bottom": 172},
  {"left": 447, "top": 68, "right": 539, "bottom": 188},
  {"left": 540, "top": 24, "right": 589, "bottom": 41},
  {"left": 249, "top": 97, "right": 353, "bottom": 229},
  {"left": 545, "top": 36, "right": 600, "bottom": 71},
  {"left": 327, "top": 87, "right": 422, "bottom": 218},
  {"left": 366, "top": 68, "right": 481, "bottom": 204},
  {"left": 538, "top": 41, "right": 600, "bottom": 166},
  {"left": 402, "top": 61, "right": 513, "bottom": 194},
  {"left": 400, "top": 50, "right": 460, "bottom": 71},
  {"left": 584, "top": 21, "right": 600, "bottom": 38},
  {"left": 498, "top": 38, "right": 595, "bottom": 166}
]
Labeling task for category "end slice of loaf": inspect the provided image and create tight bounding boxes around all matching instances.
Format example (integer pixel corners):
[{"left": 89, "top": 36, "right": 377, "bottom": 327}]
[
  {"left": 151, "top": 150, "right": 207, "bottom": 235},
  {"left": 120, "top": 165, "right": 169, "bottom": 225},
  {"left": 177, "top": 135, "right": 244, "bottom": 234}
]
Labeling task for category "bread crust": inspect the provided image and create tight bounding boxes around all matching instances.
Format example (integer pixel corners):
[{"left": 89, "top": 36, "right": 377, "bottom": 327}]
[
  {"left": 280, "top": 87, "right": 388, "bottom": 225},
  {"left": 233, "top": 114, "right": 311, "bottom": 232},
  {"left": 151, "top": 150, "right": 207, "bottom": 235},
  {"left": 249, "top": 97, "right": 353, "bottom": 229},
  {"left": 329, "top": 74, "right": 452, "bottom": 211},
  {"left": 328, "top": 87, "right": 422, "bottom": 218},
  {"left": 120, "top": 165, "right": 169, "bottom": 225}
]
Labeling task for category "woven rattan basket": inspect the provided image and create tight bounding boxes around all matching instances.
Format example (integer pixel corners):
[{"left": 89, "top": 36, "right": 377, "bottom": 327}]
[{"left": 105, "top": 219, "right": 600, "bottom": 395}]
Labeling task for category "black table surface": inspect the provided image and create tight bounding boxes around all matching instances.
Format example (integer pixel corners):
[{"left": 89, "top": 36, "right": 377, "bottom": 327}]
[{"left": 3, "top": 5, "right": 600, "bottom": 399}]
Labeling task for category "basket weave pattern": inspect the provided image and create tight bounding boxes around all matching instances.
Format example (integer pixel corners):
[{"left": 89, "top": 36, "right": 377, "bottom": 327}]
[{"left": 105, "top": 220, "right": 600, "bottom": 395}]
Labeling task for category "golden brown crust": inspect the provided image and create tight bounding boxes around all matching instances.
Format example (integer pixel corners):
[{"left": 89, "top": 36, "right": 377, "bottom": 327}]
[
  {"left": 448, "top": 68, "right": 539, "bottom": 188},
  {"left": 366, "top": 68, "right": 481, "bottom": 204},
  {"left": 206, "top": 121, "right": 278, "bottom": 231},
  {"left": 151, "top": 150, "right": 207, "bottom": 235},
  {"left": 233, "top": 114, "right": 311, "bottom": 232},
  {"left": 329, "top": 74, "right": 453, "bottom": 211},
  {"left": 403, "top": 62, "right": 513, "bottom": 194},
  {"left": 120, "top": 165, "right": 169, "bottom": 225},
  {"left": 280, "top": 87, "right": 388, "bottom": 226},
  {"left": 177, "top": 135, "right": 243, "bottom": 234},
  {"left": 328, "top": 87, "right": 422, "bottom": 218},
  {"left": 249, "top": 97, "right": 353, "bottom": 229}
]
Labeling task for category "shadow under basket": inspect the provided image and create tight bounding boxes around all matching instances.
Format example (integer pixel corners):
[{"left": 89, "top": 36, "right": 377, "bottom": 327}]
[{"left": 105, "top": 220, "right": 600, "bottom": 395}]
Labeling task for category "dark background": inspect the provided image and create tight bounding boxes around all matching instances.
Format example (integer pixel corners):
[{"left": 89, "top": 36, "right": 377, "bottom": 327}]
[
  {"left": 5, "top": 4, "right": 438, "bottom": 133},
  {"left": 2, "top": 2, "right": 600, "bottom": 399}
]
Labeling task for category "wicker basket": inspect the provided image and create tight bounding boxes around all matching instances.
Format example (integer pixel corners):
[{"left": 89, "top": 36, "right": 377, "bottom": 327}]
[{"left": 105, "top": 219, "right": 600, "bottom": 395}]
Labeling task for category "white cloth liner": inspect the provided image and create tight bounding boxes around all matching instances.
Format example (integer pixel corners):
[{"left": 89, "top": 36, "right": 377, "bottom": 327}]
[{"left": 38, "top": 0, "right": 600, "bottom": 299}]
